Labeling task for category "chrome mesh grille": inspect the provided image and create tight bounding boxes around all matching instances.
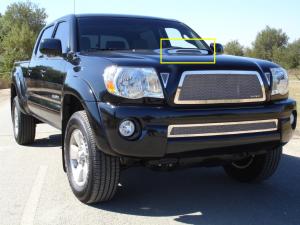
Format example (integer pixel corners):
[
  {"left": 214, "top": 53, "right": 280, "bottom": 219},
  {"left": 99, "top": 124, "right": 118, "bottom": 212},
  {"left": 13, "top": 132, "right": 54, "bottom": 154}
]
[
  {"left": 174, "top": 71, "right": 266, "bottom": 104},
  {"left": 168, "top": 120, "right": 278, "bottom": 138}
]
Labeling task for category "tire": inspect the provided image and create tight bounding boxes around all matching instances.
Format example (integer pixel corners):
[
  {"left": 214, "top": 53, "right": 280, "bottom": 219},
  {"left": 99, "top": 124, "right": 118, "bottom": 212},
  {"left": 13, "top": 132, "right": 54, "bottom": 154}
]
[
  {"left": 223, "top": 146, "right": 282, "bottom": 183},
  {"left": 11, "top": 97, "right": 36, "bottom": 145},
  {"left": 64, "top": 110, "right": 120, "bottom": 204}
]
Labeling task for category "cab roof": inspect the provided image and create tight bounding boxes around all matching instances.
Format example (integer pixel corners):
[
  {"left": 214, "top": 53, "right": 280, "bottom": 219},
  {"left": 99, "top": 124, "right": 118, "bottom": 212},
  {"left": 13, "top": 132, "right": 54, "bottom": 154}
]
[{"left": 53, "top": 13, "right": 179, "bottom": 23}]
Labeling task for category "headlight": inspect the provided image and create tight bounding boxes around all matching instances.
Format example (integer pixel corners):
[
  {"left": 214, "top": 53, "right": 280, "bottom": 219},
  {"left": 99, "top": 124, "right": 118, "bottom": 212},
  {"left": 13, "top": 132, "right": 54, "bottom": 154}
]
[
  {"left": 270, "top": 67, "right": 289, "bottom": 95},
  {"left": 103, "top": 66, "right": 164, "bottom": 99}
]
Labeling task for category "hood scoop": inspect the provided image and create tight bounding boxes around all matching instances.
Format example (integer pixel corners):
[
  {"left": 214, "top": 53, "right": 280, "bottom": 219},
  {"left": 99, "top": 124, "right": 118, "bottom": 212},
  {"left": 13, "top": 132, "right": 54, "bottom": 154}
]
[{"left": 167, "top": 49, "right": 209, "bottom": 55}]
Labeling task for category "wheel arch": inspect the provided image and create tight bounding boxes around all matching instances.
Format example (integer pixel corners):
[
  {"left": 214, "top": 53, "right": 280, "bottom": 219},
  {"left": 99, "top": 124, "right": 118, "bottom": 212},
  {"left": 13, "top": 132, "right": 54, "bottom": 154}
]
[
  {"left": 11, "top": 83, "right": 17, "bottom": 108},
  {"left": 11, "top": 65, "right": 30, "bottom": 114},
  {"left": 61, "top": 78, "right": 113, "bottom": 171}
]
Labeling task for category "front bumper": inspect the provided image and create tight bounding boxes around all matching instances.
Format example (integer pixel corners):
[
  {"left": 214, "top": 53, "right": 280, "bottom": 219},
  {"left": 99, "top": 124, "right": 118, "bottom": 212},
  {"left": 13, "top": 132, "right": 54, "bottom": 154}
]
[{"left": 97, "top": 99, "right": 297, "bottom": 158}]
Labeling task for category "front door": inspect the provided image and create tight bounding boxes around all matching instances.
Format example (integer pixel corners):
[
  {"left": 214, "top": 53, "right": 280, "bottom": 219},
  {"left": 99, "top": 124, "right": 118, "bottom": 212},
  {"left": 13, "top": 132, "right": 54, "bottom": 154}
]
[{"left": 35, "top": 21, "right": 70, "bottom": 129}]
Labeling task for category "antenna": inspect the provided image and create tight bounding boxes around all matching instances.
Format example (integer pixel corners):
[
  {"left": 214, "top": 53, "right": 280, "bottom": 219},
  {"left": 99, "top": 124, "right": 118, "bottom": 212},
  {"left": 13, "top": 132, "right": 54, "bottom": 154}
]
[{"left": 73, "top": 0, "right": 75, "bottom": 14}]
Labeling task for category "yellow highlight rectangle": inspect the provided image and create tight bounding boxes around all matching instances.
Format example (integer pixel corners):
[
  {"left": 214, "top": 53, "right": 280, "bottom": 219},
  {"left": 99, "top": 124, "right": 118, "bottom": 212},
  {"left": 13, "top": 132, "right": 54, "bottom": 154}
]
[{"left": 160, "top": 38, "right": 216, "bottom": 64}]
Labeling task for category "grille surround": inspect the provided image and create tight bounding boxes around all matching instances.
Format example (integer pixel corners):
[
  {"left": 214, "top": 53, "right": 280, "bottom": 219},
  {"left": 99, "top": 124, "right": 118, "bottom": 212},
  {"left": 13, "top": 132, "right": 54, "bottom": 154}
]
[
  {"left": 167, "top": 119, "right": 278, "bottom": 138},
  {"left": 174, "top": 70, "right": 266, "bottom": 104}
]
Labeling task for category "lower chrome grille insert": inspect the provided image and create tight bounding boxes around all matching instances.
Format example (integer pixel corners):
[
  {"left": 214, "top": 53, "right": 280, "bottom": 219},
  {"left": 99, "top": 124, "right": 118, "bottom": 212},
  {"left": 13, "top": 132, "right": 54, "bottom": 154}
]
[{"left": 167, "top": 119, "right": 278, "bottom": 138}]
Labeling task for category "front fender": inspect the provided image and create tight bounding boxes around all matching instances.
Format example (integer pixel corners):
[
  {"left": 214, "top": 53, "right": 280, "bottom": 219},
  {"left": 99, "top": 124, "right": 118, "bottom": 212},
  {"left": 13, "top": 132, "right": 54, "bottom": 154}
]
[
  {"left": 62, "top": 73, "right": 116, "bottom": 156},
  {"left": 11, "top": 65, "right": 30, "bottom": 114}
]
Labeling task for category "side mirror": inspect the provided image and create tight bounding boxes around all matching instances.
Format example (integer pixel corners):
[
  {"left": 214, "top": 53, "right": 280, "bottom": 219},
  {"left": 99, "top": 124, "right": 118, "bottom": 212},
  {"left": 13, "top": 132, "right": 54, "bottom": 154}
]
[
  {"left": 39, "top": 38, "right": 62, "bottom": 56},
  {"left": 210, "top": 43, "right": 224, "bottom": 54}
]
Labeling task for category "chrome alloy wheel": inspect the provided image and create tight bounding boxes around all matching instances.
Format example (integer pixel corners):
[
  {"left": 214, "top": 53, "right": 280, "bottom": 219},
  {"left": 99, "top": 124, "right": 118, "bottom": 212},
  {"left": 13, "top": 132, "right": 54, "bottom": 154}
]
[
  {"left": 13, "top": 105, "right": 19, "bottom": 136},
  {"left": 69, "top": 129, "right": 89, "bottom": 187}
]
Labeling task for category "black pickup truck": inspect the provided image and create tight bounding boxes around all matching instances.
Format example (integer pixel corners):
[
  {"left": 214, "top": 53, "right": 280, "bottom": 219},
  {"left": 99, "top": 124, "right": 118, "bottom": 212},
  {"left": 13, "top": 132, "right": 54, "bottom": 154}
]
[{"left": 11, "top": 14, "right": 297, "bottom": 203}]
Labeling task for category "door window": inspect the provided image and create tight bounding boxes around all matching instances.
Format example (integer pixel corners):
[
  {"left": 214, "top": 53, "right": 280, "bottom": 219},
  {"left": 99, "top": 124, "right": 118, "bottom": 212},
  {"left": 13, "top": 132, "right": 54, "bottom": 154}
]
[
  {"left": 36, "top": 25, "right": 54, "bottom": 57},
  {"left": 54, "top": 22, "right": 70, "bottom": 53}
]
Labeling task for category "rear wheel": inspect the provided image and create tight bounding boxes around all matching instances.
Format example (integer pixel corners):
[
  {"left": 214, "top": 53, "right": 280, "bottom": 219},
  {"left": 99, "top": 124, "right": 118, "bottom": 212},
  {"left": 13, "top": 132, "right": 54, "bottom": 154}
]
[
  {"left": 11, "top": 97, "right": 36, "bottom": 145},
  {"left": 223, "top": 146, "right": 282, "bottom": 183},
  {"left": 64, "top": 110, "right": 120, "bottom": 203}
]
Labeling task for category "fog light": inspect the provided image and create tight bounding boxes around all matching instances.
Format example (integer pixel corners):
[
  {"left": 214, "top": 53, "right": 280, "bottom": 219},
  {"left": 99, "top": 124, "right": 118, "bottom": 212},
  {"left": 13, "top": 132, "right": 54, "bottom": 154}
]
[
  {"left": 290, "top": 113, "right": 295, "bottom": 125},
  {"left": 119, "top": 120, "right": 135, "bottom": 137}
]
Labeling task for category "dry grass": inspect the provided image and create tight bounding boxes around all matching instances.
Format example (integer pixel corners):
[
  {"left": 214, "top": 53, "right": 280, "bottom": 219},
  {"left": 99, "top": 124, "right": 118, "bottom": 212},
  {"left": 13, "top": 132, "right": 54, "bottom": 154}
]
[
  {"left": 0, "top": 78, "right": 10, "bottom": 89},
  {"left": 288, "top": 69, "right": 299, "bottom": 133},
  {"left": 288, "top": 69, "right": 300, "bottom": 80}
]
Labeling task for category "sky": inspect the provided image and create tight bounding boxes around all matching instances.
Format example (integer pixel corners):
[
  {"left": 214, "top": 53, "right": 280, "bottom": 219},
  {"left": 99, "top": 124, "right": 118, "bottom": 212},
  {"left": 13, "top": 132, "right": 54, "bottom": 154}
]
[{"left": 1, "top": 0, "right": 300, "bottom": 47}]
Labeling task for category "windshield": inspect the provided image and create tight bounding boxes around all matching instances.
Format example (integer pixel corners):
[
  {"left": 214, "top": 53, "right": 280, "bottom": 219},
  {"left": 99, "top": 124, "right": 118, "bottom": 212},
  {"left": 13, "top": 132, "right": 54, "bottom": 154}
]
[{"left": 77, "top": 16, "right": 210, "bottom": 52}]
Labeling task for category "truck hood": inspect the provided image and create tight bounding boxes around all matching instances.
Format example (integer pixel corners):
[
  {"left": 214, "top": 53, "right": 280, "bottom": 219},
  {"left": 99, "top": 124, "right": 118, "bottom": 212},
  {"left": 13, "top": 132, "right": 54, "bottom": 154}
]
[{"left": 80, "top": 49, "right": 279, "bottom": 72}]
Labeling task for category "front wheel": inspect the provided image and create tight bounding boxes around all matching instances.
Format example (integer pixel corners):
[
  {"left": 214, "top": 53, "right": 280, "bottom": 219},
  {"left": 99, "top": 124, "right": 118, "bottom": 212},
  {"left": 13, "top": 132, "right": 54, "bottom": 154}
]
[
  {"left": 223, "top": 146, "right": 282, "bottom": 183},
  {"left": 64, "top": 110, "right": 120, "bottom": 204}
]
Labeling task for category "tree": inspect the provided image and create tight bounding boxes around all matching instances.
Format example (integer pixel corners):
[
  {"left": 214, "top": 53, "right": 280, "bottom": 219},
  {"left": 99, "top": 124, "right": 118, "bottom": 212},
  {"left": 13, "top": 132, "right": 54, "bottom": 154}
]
[
  {"left": 1, "top": 2, "right": 47, "bottom": 34},
  {"left": 0, "top": 1, "right": 47, "bottom": 72},
  {"left": 285, "top": 39, "right": 300, "bottom": 68},
  {"left": 1, "top": 24, "right": 36, "bottom": 71},
  {"left": 0, "top": 14, "right": 4, "bottom": 50},
  {"left": 272, "top": 39, "right": 300, "bottom": 69},
  {"left": 244, "top": 47, "right": 255, "bottom": 58},
  {"left": 224, "top": 40, "right": 244, "bottom": 56},
  {"left": 251, "top": 26, "right": 288, "bottom": 61}
]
